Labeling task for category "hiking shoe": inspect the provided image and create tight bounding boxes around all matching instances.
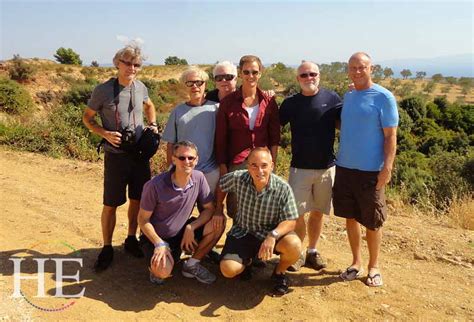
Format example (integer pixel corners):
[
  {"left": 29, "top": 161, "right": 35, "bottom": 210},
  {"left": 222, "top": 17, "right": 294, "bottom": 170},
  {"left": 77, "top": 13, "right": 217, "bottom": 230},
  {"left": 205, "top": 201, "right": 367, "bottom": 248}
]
[
  {"left": 271, "top": 271, "right": 290, "bottom": 296},
  {"left": 94, "top": 245, "right": 113, "bottom": 272},
  {"left": 182, "top": 261, "right": 217, "bottom": 284},
  {"left": 124, "top": 236, "right": 144, "bottom": 258},
  {"left": 149, "top": 272, "right": 164, "bottom": 285},
  {"left": 305, "top": 251, "right": 327, "bottom": 270},
  {"left": 287, "top": 253, "right": 305, "bottom": 272}
]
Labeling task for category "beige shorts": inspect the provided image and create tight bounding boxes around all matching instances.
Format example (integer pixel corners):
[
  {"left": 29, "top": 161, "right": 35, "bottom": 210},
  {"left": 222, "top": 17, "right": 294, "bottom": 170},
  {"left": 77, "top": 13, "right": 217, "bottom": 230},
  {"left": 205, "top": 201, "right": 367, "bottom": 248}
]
[{"left": 288, "top": 166, "right": 335, "bottom": 216}]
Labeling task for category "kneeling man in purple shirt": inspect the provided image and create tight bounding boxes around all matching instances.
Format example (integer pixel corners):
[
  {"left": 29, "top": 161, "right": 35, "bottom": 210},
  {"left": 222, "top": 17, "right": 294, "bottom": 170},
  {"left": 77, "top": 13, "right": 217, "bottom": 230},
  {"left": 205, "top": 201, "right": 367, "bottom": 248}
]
[{"left": 138, "top": 141, "right": 226, "bottom": 285}]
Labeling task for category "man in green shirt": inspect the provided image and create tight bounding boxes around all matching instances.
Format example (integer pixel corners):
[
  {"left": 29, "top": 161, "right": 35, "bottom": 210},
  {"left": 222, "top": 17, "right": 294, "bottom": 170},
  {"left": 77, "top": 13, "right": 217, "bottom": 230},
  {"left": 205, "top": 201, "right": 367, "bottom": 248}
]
[{"left": 213, "top": 147, "right": 302, "bottom": 296}]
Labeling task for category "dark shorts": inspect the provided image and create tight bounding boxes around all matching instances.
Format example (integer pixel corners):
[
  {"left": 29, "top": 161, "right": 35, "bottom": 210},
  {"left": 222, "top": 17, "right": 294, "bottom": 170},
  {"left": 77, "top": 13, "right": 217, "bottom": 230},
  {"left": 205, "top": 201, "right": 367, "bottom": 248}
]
[
  {"left": 221, "top": 232, "right": 296, "bottom": 263},
  {"left": 140, "top": 217, "right": 205, "bottom": 267},
  {"left": 103, "top": 151, "right": 151, "bottom": 207},
  {"left": 333, "top": 166, "right": 387, "bottom": 230}
]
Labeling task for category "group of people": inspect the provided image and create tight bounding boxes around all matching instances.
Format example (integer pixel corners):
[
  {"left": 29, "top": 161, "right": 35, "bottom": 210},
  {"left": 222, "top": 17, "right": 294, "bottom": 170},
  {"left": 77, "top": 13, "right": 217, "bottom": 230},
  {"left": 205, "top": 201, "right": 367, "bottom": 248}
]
[{"left": 83, "top": 45, "right": 399, "bottom": 296}]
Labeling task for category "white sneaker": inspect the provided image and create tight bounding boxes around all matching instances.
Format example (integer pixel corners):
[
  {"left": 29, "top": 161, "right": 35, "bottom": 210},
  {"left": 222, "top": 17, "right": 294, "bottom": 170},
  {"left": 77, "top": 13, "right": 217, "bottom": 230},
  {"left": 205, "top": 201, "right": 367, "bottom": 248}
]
[{"left": 182, "top": 261, "right": 216, "bottom": 284}]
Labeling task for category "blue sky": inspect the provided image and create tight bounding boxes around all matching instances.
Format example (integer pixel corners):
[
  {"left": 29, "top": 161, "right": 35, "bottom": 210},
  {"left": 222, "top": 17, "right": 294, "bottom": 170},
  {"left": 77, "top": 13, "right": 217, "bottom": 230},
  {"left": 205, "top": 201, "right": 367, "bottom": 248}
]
[{"left": 1, "top": 0, "right": 473, "bottom": 66}]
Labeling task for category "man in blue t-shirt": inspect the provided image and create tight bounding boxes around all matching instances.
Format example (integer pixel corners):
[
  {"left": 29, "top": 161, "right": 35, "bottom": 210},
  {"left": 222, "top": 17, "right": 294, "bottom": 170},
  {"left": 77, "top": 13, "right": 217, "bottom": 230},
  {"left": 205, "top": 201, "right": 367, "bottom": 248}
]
[
  {"left": 334, "top": 52, "right": 399, "bottom": 287},
  {"left": 280, "top": 61, "right": 342, "bottom": 272}
]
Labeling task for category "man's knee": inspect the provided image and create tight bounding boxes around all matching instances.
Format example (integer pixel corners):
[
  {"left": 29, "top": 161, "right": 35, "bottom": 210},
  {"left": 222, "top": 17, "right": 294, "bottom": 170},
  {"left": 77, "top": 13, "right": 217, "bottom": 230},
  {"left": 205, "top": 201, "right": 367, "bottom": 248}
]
[
  {"left": 220, "top": 259, "right": 244, "bottom": 278},
  {"left": 277, "top": 234, "right": 302, "bottom": 256},
  {"left": 150, "top": 261, "right": 173, "bottom": 279},
  {"left": 102, "top": 205, "right": 117, "bottom": 216}
]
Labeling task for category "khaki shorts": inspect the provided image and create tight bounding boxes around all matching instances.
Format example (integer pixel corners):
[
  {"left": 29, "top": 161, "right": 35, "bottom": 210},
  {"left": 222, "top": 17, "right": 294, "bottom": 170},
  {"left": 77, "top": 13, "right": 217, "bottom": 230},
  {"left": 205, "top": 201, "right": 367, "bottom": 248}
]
[{"left": 288, "top": 166, "right": 335, "bottom": 216}]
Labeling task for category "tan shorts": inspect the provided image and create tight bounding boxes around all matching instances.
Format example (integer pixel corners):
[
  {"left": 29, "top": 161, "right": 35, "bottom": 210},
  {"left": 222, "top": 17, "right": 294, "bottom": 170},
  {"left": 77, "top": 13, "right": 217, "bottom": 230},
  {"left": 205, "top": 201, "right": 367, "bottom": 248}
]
[{"left": 288, "top": 166, "right": 335, "bottom": 216}]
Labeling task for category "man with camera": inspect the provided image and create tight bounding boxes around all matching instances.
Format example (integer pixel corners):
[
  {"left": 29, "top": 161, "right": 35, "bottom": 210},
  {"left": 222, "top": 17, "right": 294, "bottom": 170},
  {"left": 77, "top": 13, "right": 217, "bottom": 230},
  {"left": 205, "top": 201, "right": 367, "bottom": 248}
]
[{"left": 83, "top": 45, "right": 158, "bottom": 272}]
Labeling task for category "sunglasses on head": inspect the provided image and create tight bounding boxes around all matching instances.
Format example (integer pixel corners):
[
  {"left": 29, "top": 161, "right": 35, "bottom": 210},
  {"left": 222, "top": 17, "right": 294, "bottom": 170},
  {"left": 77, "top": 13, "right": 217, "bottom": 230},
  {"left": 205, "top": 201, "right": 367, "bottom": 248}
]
[
  {"left": 299, "top": 72, "right": 319, "bottom": 78},
  {"left": 242, "top": 70, "right": 259, "bottom": 76},
  {"left": 120, "top": 59, "right": 141, "bottom": 68},
  {"left": 185, "top": 80, "right": 205, "bottom": 87},
  {"left": 176, "top": 155, "right": 196, "bottom": 161},
  {"left": 214, "top": 74, "right": 235, "bottom": 82}
]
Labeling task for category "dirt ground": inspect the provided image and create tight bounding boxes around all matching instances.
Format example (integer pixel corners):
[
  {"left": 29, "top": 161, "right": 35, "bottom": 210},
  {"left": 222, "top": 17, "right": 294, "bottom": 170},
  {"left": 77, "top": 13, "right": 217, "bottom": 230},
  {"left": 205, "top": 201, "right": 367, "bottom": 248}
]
[{"left": 0, "top": 147, "right": 473, "bottom": 321}]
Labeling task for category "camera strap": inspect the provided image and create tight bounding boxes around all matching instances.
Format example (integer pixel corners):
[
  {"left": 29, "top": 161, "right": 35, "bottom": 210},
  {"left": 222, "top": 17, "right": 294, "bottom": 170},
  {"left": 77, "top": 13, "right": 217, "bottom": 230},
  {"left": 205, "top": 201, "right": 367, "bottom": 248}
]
[{"left": 113, "top": 78, "right": 136, "bottom": 131}]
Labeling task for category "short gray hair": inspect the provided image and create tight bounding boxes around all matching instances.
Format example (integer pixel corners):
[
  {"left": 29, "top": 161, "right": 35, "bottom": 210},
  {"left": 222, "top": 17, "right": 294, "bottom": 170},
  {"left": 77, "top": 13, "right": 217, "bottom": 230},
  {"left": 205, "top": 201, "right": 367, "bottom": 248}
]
[
  {"left": 173, "top": 140, "right": 198, "bottom": 155},
  {"left": 297, "top": 60, "right": 319, "bottom": 73},
  {"left": 213, "top": 61, "right": 237, "bottom": 76},
  {"left": 179, "top": 66, "right": 209, "bottom": 84},
  {"left": 112, "top": 45, "right": 145, "bottom": 68}
]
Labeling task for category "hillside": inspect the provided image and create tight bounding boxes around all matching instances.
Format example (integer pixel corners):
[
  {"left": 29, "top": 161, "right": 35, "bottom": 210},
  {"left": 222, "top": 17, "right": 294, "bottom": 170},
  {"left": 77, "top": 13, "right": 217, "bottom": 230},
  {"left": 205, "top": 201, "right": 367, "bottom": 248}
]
[{"left": 0, "top": 147, "right": 473, "bottom": 320}]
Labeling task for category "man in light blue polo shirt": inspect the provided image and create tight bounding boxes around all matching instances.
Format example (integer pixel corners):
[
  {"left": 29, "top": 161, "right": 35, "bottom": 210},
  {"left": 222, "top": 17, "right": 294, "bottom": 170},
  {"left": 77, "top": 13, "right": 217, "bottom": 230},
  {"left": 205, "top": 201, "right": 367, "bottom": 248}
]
[{"left": 334, "top": 52, "right": 398, "bottom": 287}]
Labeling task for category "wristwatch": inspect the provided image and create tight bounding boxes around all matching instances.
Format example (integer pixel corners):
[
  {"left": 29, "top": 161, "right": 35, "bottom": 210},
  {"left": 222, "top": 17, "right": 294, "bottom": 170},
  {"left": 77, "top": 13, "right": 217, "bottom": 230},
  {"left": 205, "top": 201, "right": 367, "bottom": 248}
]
[
  {"left": 268, "top": 229, "right": 280, "bottom": 240},
  {"left": 148, "top": 122, "right": 158, "bottom": 127}
]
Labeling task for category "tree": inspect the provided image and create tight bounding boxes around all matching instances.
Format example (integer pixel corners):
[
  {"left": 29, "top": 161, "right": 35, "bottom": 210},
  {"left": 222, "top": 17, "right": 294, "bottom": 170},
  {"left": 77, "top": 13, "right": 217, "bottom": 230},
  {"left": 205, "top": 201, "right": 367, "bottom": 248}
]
[
  {"left": 432, "top": 73, "right": 443, "bottom": 82},
  {"left": 399, "top": 96, "right": 426, "bottom": 123},
  {"left": 90, "top": 60, "right": 99, "bottom": 67},
  {"left": 372, "top": 64, "right": 383, "bottom": 80},
  {"left": 164, "top": 56, "right": 188, "bottom": 65},
  {"left": 415, "top": 71, "right": 426, "bottom": 80},
  {"left": 54, "top": 47, "right": 82, "bottom": 65},
  {"left": 400, "top": 69, "right": 412, "bottom": 79},
  {"left": 383, "top": 67, "right": 394, "bottom": 79},
  {"left": 445, "top": 76, "right": 457, "bottom": 85}
]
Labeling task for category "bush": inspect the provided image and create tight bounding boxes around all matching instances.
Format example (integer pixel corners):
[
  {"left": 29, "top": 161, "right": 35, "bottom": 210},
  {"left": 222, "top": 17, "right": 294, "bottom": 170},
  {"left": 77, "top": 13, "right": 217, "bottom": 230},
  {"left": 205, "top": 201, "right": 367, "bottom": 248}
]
[
  {"left": 62, "top": 83, "right": 96, "bottom": 106},
  {"left": 8, "top": 55, "right": 36, "bottom": 82},
  {"left": 0, "top": 78, "right": 34, "bottom": 114}
]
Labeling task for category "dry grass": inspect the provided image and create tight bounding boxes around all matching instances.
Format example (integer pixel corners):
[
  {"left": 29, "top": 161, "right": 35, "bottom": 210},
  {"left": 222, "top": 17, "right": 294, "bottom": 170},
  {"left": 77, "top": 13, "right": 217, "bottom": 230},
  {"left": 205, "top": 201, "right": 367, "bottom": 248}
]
[{"left": 447, "top": 196, "right": 474, "bottom": 230}]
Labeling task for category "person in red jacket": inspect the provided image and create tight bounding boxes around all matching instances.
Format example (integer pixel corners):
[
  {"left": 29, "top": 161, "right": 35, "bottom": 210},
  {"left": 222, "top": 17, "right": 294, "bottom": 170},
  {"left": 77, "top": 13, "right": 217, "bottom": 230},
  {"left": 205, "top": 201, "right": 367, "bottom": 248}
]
[{"left": 215, "top": 55, "right": 280, "bottom": 219}]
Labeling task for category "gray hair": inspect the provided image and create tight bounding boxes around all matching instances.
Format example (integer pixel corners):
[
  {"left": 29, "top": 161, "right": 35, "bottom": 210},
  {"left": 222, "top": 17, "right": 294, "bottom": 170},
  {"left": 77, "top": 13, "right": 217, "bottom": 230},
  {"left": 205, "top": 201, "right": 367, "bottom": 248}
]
[
  {"left": 179, "top": 66, "right": 209, "bottom": 84},
  {"left": 297, "top": 60, "right": 320, "bottom": 73},
  {"left": 213, "top": 61, "right": 237, "bottom": 76},
  {"left": 112, "top": 45, "right": 145, "bottom": 68},
  {"left": 173, "top": 140, "right": 198, "bottom": 155}
]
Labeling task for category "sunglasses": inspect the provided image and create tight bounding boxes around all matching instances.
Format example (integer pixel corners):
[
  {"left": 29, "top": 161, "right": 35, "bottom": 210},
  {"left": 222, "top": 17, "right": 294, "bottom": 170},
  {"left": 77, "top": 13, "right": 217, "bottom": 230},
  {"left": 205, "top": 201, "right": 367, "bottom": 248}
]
[
  {"left": 185, "top": 80, "right": 205, "bottom": 87},
  {"left": 120, "top": 59, "right": 141, "bottom": 68},
  {"left": 214, "top": 74, "right": 235, "bottom": 82},
  {"left": 242, "top": 70, "right": 259, "bottom": 76},
  {"left": 299, "top": 72, "right": 319, "bottom": 78},
  {"left": 176, "top": 155, "right": 196, "bottom": 161}
]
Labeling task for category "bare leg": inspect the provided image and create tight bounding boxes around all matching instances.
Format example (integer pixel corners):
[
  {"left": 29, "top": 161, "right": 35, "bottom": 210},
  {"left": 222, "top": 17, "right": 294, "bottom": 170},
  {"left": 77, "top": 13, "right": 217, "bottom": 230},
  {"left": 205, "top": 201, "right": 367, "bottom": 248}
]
[
  {"left": 101, "top": 205, "right": 117, "bottom": 245},
  {"left": 307, "top": 210, "right": 324, "bottom": 249},
  {"left": 346, "top": 218, "right": 362, "bottom": 268},
  {"left": 192, "top": 221, "right": 224, "bottom": 260},
  {"left": 275, "top": 235, "right": 302, "bottom": 274},
  {"left": 127, "top": 199, "right": 140, "bottom": 236},
  {"left": 220, "top": 260, "right": 245, "bottom": 278},
  {"left": 366, "top": 227, "right": 382, "bottom": 271},
  {"left": 294, "top": 214, "right": 306, "bottom": 244}
]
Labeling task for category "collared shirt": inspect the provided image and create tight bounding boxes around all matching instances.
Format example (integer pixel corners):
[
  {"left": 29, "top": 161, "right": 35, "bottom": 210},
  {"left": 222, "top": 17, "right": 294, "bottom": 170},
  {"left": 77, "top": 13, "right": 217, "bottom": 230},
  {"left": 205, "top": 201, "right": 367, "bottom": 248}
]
[
  {"left": 219, "top": 170, "right": 298, "bottom": 240},
  {"left": 140, "top": 169, "right": 213, "bottom": 239},
  {"left": 215, "top": 87, "right": 280, "bottom": 165}
]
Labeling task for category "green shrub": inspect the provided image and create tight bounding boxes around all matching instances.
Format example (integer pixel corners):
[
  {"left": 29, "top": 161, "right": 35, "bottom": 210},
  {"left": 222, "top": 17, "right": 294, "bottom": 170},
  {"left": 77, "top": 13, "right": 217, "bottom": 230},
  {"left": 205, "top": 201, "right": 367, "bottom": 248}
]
[
  {"left": 0, "top": 78, "right": 35, "bottom": 114},
  {"left": 8, "top": 56, "right": 36, "bottom": 82},
  {"left": 62, "top": 83, "right": 96, "bottom": 106}
]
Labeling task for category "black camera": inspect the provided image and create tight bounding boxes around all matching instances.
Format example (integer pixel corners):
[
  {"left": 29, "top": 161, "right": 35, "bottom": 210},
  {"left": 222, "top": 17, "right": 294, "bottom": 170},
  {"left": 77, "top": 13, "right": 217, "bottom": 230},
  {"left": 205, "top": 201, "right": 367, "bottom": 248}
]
[{"left": 119, "top": 126, "right": 136, "bottom": 152}]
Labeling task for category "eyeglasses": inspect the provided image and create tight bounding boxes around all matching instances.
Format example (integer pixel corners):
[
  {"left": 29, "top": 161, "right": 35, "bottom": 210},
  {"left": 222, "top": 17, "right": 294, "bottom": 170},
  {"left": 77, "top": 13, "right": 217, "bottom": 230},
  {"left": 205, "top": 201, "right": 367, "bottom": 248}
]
[
  {"left": 349, "top": 66, "right": 369, "bottom": 72},
  {"left": 242, "top": 70, "right": 259, "bottom": 76},
  {"left": 214, "top": 74, "right": 235, "bottom": 82},
  {"left": 120, "top": 59, "right": 141, "bottom": 68},
  {"left": 175, "top": 155, "right": 196, "bottom": 161},
  {"left": 185, "top": 80, "right": 205, "bottom": 87},
  {"left": 299, "top": 72, "right": 319, "bottom": 78}
]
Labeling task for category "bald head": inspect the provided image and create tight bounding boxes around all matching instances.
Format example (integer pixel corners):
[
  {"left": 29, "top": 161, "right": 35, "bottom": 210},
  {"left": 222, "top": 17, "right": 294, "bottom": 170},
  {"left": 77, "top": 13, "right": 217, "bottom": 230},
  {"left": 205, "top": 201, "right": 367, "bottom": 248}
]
[
  {"left": 349, "top": 52, "right": 372, "bottom": 65},
  {"left": 297, "top": 61, "right": 319, "bottom": 74}
]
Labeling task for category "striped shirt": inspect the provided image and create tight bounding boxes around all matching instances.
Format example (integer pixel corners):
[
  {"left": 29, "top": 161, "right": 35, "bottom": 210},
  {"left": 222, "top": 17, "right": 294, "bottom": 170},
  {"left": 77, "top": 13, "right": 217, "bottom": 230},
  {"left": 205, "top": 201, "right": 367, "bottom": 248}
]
[{"left": 219, "top": 170, "right": 298, "bottom": 240}]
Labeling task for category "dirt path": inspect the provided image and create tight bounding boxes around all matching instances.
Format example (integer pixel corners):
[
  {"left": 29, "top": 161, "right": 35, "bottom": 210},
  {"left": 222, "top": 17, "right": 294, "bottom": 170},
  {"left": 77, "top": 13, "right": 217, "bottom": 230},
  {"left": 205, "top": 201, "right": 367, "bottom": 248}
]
[{"left": 1, "top": 147, "right": 473, "bottom": 320}]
